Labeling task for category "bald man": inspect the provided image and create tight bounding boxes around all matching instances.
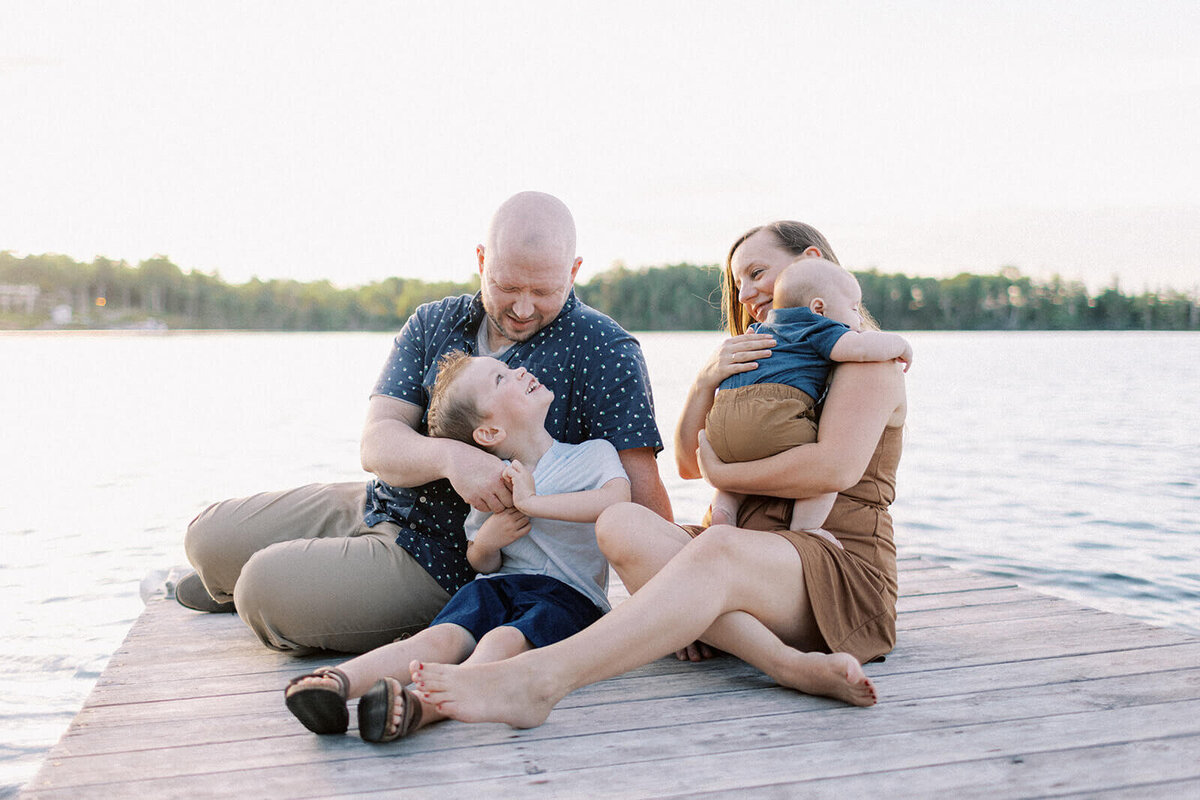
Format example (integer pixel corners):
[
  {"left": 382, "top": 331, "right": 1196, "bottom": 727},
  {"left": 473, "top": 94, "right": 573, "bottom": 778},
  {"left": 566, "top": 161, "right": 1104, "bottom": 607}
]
[{"left": 181, "top": 192, "right": 672, "bottom": 653}]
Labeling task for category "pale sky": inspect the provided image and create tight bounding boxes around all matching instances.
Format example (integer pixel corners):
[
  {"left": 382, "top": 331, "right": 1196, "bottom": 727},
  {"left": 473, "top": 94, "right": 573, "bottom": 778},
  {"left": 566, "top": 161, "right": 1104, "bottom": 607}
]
[{"left": 2, "top": 1, "right": 1197, "bottom": 292}]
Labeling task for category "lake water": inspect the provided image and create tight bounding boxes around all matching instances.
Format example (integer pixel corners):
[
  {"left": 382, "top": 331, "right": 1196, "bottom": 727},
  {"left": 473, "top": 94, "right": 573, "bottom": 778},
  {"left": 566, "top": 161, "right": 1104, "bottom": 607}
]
[{"left": 2, "top": 329, "right": 1198, "bottom": 795}]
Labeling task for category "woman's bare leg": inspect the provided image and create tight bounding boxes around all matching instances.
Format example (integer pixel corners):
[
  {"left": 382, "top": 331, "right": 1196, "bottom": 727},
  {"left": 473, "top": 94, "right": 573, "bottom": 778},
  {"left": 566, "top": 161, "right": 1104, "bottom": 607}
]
[
  {"left": 413, "top": 525, "right": 875, "bottom": 728},
  {"left": 599, "top": 503, "right": 871, "bottom": 691}
]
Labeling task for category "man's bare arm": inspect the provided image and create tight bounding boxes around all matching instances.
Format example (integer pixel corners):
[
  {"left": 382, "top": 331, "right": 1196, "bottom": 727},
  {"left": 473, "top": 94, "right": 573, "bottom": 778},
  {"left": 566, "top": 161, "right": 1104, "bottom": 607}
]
[
  {"left": 360, "top": 394, "right": 512, "bottom": 512},
  {"left": 618, "top": 446, "right": 673, "bottom": 522}
]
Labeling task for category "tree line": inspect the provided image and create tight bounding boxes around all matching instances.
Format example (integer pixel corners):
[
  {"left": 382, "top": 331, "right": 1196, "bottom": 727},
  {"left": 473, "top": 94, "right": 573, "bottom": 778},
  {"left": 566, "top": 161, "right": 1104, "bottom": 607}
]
[{"left": 2, "top": 251, "right": 1197, "bottom": 332}]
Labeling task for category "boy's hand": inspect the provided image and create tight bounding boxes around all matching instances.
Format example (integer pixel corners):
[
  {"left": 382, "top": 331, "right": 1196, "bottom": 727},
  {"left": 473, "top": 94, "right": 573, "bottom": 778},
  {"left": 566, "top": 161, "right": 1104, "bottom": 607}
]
[
  {"left": 503, "top": 460, "right": 537, "bottom": 513},
  {"left": 477, "top": 507, "right": 532, "bottom": 549},
  {"left": 897, "top": 340, "right": 913, "bottom": 372}
]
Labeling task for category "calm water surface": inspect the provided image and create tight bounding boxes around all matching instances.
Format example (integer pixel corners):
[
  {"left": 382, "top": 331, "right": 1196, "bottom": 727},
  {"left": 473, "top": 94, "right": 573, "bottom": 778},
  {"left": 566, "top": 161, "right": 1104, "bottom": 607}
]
[{"left": 1, "top": 330, "right": 1198, "bottom": 794}]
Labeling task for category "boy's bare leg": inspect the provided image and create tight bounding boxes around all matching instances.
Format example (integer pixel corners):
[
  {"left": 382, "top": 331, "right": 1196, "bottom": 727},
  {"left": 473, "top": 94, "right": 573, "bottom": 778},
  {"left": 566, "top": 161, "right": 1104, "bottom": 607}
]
[
  {"left": 291, "top": 623, "right": 476, "bottom": 700},
  {"left": 401, "top": 625, "right": 533, "bottom": 732},
  {"left": 789, "top": 493, "right": 837, "bottom": 534},
  {"left": 412, "top": 524, "right": 876, "bottom": 729},
  {"left": 709, "top": 489, "right": 742, "bottom": 527}
]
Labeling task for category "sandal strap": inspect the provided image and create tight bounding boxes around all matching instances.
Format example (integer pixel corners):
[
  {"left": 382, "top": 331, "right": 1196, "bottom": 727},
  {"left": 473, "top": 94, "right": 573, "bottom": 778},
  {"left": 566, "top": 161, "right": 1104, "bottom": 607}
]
[
  {"left": 381, "top": 678, "right": 423, "bottom": 742},
  {"left": 286, "top": 667, "right": 350, "bottom": 699}
]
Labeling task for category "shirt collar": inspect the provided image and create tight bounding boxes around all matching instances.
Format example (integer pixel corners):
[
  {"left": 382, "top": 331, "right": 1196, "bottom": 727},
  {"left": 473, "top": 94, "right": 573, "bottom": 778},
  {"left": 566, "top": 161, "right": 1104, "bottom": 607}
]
[{"left": 466, "top": 290, "right": 580, "bottom": 352}]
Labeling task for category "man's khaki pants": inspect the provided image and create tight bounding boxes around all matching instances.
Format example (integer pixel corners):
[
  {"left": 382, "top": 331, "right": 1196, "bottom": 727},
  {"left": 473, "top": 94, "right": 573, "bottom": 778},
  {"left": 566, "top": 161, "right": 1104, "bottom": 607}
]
[{"left": 185, "top": 482, "right": 450, "bottom": 653}]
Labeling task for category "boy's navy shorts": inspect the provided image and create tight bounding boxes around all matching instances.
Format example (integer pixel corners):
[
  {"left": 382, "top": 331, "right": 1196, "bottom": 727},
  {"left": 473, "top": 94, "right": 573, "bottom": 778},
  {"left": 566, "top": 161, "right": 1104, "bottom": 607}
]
[{"left": 429, "top": 573, "right": 604, "bottom": 649}]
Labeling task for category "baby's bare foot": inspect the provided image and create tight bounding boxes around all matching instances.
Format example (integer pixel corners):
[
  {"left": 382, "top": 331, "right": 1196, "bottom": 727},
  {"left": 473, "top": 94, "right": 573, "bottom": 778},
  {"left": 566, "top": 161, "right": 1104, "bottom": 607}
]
[
  {"left": 410, "top": 658, "right": 562, "bottom": 729},
  {"left": 709, "top": 505, "right": 737, "bottom": 526},
  {"left": 804, "top": 528, "right": 844, "bottom": 550}
]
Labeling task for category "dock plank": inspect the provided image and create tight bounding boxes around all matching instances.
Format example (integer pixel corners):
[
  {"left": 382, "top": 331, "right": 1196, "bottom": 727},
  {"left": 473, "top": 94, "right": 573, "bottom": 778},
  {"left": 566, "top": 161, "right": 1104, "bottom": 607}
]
[{"left": 20, "top": 558, "right": 1200, "bottom": 798}]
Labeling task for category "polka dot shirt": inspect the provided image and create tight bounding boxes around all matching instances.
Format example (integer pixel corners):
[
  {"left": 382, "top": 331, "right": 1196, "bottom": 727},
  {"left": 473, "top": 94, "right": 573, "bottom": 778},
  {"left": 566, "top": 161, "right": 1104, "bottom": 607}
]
[{"left": 365, "top": 291, "right": 664, "bottom": 595}]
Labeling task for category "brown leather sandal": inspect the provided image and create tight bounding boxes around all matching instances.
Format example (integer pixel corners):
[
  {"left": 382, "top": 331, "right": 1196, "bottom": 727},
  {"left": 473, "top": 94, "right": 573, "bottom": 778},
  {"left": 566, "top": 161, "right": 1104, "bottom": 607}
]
[
  {"left": 357, "top": 677, "right": 424, "bottom": 743},
  {"left": 284, "top": 667, "right": 351, "bottom": 734}
]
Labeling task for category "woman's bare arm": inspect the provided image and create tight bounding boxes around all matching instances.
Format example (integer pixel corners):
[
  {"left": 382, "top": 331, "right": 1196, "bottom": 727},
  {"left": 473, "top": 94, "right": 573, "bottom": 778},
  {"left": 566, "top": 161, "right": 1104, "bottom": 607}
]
[
  {"left": 697, "top": 361, "right": 905, "bottom": 498},
  {"left": 674, "top": 333, "right": 776, "bottom": 479}
]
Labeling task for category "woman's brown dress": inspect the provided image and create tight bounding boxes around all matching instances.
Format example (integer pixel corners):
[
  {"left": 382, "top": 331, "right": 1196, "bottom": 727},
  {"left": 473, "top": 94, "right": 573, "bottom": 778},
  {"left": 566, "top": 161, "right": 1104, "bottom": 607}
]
[{"left": 693, "top": 424, "right": 902, "bottom": 664}]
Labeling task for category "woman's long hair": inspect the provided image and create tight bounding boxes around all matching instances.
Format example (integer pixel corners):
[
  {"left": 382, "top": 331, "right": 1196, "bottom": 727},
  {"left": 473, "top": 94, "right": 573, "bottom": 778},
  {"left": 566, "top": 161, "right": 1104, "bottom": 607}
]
[{"left": 721, "top": 221, "right": 840, "bottom": 336}]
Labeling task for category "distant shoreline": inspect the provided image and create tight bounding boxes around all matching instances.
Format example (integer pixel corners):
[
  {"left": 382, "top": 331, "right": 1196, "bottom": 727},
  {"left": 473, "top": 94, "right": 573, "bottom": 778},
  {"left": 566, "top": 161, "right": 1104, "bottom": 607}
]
[{"left": 4, "top": 253, "right": 1198, "bottom": 332}]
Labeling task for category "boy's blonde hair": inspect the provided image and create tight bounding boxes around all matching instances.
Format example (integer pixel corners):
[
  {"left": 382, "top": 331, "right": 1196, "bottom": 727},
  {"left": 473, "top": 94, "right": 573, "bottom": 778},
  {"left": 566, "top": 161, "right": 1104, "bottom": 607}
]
[{"left": 427, "top": 350, "right": 485, "bottom": 445}]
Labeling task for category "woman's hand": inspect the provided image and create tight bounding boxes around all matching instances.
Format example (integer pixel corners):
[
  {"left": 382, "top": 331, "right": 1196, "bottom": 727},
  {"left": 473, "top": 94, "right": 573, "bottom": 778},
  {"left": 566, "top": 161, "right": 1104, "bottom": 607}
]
[
  {"left": 695, "top": 430, "right": 733, "bottom": 489},
  {"left": 695, "top": 333, "right": 777, "bottom": 391},
  {"left": 675, "top": 333, "right": 777, "bottom": 480}
]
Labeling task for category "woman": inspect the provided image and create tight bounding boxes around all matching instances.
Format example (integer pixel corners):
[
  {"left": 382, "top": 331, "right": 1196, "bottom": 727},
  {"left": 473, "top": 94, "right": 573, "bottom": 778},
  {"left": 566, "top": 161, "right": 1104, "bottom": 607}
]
[{"left": 411, "top": 221, "right": 905, "bottom": 726}]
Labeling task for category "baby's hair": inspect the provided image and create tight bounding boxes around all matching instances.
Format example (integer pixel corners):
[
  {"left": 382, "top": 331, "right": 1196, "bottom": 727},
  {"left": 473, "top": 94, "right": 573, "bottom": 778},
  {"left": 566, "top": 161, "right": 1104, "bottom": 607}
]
[
  {"left": 427, "top": 350, "right": 485, "bottom": 445},
  {"left": 774, "top": 257, "right": 849, "bottom": 309}
]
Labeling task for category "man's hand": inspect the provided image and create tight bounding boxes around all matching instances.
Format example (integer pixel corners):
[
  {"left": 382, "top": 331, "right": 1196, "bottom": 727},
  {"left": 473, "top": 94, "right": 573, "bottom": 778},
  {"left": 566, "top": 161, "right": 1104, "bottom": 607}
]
[
  {"left": 503, "top": 460, "right": 536, "bottom": 514},
  {"left": 446, "top": 447, "right": 512, "bottom": 512}
]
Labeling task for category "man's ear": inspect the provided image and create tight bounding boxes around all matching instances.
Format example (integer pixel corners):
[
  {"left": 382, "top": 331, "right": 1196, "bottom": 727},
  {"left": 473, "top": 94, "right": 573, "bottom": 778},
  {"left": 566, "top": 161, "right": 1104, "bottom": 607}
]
[
  {"left": 809, "top": 297, "right": 826, "bottom": 316},
  {"left": 567, "top": 256, "right": 583, "bottom": 286},
  {"left": 473, "top": 424, "right": 506, "bottom": 449},
  {"left": 476, "top": 245, "right": 486, "bottom": 276}
]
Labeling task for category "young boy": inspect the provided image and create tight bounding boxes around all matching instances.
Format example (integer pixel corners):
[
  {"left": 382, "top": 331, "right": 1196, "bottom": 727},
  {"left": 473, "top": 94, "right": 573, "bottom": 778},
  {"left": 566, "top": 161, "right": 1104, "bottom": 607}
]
[
  {"left": 284, "top": 350, "right": 630, "bottom": 743},
  {"left": 706, "top": 257, "right": 912, "bottom": 534}
]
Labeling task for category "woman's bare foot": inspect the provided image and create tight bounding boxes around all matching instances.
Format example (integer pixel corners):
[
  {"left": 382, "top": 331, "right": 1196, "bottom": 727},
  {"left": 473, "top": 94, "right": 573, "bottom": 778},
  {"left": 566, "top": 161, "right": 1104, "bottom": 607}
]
[
  {"left": 769, "top": 651, "right": 877, "bottom": 707},
  {"left": 410, "top": 658, "right": 563, "bottom": 729}
]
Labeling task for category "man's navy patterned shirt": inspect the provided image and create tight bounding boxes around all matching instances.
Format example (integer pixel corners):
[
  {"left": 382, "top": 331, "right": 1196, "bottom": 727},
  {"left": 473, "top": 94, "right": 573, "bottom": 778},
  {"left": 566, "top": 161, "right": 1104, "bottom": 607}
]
[{"left": 366, "top": 291, "right": 663, "bottom": 595}]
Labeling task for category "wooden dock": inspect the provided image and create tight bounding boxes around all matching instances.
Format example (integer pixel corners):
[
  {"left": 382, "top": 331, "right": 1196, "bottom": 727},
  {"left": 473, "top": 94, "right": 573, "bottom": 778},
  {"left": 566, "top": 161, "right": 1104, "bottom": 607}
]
[{"left": 20, "top": 557, "right": 1200, "bottom": 799}]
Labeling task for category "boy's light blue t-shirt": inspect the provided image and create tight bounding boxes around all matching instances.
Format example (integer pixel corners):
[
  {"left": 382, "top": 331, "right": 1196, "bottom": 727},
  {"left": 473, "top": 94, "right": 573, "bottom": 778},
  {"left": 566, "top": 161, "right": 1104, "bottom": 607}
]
[
  {"left": 718, "top": 307, "right": 850, "bottom": 399},
  {"left": 463, "top": 439, "right": 628, "bottom": 612}
]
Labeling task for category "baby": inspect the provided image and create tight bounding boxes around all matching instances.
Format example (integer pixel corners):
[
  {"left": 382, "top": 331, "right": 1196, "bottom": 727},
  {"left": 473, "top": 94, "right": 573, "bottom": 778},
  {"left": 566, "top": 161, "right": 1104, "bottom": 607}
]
[
  {"left": 706, "top": 257, "right": 912, "bottom": 535},
  {"left": 284, "top": 350, "right": 629, "bottom": 743}
]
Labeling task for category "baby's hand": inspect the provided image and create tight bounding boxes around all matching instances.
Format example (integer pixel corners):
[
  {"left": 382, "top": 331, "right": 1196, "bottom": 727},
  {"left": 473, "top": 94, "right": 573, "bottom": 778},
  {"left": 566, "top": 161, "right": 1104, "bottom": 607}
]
[
  {"left": 897, "top": 340, "right": 913, "bottom": 372},
  {"left": 477, "top": 507, "right": 531, "bottom": 548},
  {"left": 503, "top": 460, "right": 537, "bottom": 513}
]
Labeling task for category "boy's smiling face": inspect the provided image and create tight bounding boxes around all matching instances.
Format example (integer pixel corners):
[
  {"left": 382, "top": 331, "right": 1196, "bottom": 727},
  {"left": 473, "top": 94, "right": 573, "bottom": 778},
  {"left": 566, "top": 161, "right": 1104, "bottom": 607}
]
[{"left": 458, "top": 357, "right": 554, "bottom": 433}]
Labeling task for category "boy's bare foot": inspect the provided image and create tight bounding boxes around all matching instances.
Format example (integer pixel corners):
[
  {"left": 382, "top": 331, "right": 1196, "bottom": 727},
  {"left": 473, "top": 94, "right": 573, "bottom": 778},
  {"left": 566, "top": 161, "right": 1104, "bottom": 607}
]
[
  {"left": 410, "top": 658, "right": 562, "bottom": 729},
  {"left": 284, "top": 668, "right": 350, "bottom": 734},
  {"left": 769, "top": 650, "right": 877, "bottom": 707},
  {"left": 358, "top": 677, "right": 440, "bottom": 743}
]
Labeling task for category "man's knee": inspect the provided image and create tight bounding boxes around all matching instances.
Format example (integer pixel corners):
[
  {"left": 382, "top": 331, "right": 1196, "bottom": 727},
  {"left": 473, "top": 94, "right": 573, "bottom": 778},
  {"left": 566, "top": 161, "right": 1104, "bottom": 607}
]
[
  {"left": 186, "top": 496, "right": 238, "bottom": 556},
  {"left": 232, "top": 536, "right": 451, "bottom": 653}
]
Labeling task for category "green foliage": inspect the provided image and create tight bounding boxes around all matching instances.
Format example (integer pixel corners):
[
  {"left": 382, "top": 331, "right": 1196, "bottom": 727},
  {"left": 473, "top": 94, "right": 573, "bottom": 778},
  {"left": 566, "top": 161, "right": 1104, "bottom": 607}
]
[
  {"left": 578, "top": 263, "right": 723, "bottom": 331},
  {"left": 0, "top": 251, "right": 480, "bottom": 331},
  {"left": 1, "top": 250, "right": 1196, "bottom": 331}
]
